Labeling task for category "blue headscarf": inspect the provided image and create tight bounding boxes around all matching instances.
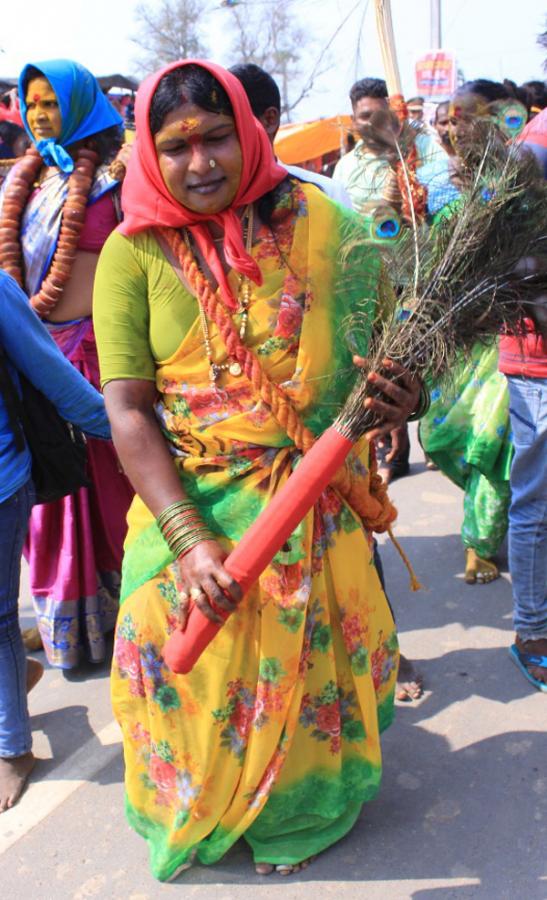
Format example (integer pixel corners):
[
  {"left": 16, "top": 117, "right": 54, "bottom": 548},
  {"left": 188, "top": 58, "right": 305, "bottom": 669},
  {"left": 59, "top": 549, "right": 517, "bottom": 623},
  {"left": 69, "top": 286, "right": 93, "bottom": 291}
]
[{"left": 19, "top": 59, "right": 123, "bottom": 173}]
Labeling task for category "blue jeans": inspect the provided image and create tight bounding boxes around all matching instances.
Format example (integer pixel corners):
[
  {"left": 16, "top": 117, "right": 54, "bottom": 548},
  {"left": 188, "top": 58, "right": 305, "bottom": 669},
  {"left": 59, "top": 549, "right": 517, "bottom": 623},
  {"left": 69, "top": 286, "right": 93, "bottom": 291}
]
[
  {"left": 506, "top": 376, "right": 547, "bottom": 641},
  {"left": 0, "top": 480, "right": 34, "bottom": 757}
]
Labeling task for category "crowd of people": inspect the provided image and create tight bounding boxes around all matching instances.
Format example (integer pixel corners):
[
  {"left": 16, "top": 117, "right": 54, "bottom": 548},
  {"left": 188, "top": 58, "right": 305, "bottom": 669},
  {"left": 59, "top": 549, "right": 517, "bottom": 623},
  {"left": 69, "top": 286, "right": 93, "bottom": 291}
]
[{"left": 0, "top": 40, "right": 545, "bottom": 886}]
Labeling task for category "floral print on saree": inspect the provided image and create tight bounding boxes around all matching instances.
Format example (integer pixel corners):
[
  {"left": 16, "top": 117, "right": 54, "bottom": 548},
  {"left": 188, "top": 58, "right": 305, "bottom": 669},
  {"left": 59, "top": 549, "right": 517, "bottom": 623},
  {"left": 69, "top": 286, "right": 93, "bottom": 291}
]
[{"left": 109, "top": 182, "right": 398, "bottom": 881}]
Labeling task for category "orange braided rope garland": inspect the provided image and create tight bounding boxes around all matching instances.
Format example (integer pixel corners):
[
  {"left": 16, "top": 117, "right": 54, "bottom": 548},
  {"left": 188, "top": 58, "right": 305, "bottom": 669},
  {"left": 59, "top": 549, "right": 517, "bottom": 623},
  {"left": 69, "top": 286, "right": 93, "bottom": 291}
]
[
  {"left": 388, "top": 93, "right": 428, "bottom": 223},
  {"left": 159, "top": 225, "right": 398, "bottom": 536}
]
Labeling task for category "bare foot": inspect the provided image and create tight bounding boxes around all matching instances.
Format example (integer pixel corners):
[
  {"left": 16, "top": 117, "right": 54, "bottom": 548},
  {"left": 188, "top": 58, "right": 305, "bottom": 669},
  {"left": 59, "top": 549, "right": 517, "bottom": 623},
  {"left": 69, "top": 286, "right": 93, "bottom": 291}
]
[
  {"left": 26, "top": 658, "right": 44, "bottom": 693},
  {"left": 515, "top": 635, "right": 547, "bottom": 686},
  {"left": 21, "top": 627, "right": 43, "bottom": 652},
  {"left": 255, "top": 857, "right": 315, "bottom": 876},
  {"left": 464, "top": 548, "right": 499, "bottom": 585},
  {"left": 378, "top": 464, "right": 392, "bottom": 485},
  {"left": 255, "top": 863, "right": 274, "bottom": 875},
  {"left": 0, "top": 752, "right": 35, "bottom": 812},
  {"left": 396, "top": 653, "right": 424, "bottom": 701}
]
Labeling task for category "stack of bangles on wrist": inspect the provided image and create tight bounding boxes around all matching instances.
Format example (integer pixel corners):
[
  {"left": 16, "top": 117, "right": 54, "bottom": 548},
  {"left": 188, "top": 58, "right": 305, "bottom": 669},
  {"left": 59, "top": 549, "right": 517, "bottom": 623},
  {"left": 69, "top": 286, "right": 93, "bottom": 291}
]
[{"left": 157, "top": 500, "right": 214, "bottom": 558}]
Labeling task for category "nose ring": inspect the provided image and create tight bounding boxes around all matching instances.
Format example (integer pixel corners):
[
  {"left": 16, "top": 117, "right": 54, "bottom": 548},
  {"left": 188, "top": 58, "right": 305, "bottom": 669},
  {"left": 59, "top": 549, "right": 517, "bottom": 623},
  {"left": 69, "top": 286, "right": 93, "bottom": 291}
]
[{"left": 209, "top": 159, "right": 216, "bottom": 169}]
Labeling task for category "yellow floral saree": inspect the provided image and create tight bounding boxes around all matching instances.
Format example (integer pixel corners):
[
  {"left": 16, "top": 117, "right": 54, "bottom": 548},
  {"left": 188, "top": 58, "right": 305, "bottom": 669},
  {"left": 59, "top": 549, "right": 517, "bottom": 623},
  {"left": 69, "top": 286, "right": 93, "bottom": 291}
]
[{"left": 95, "top": 182, "right": 398, "bottom": 881}]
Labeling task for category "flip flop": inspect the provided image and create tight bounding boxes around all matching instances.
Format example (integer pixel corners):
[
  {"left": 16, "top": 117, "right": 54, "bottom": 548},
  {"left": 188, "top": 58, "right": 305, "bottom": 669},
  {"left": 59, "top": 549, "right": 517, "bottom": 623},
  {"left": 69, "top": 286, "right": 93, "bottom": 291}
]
[{"left": 509, "top": 644, "right": 547, "bottom": 693}]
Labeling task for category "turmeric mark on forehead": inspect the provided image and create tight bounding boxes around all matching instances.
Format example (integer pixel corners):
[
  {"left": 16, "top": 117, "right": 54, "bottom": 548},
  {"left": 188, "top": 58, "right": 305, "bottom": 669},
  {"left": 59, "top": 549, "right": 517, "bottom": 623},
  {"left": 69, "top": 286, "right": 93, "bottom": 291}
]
[{"left": 179, "top": 117, "right": 200, "bottom": 134}]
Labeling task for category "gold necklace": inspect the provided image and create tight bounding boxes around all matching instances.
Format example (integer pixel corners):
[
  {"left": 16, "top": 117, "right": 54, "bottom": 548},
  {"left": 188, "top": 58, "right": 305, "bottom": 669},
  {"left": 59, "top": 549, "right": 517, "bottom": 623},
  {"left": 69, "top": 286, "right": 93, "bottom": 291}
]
[{"left": 183, "top": 205, "right": 253, "bottom": 383}]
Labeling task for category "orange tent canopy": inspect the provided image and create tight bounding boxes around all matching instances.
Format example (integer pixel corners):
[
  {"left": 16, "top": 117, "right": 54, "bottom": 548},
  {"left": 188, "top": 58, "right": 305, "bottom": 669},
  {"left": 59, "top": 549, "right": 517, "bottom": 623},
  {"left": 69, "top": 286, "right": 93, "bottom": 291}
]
[{"left": 274, "top": 115, "right": 353, "bottom": 166}]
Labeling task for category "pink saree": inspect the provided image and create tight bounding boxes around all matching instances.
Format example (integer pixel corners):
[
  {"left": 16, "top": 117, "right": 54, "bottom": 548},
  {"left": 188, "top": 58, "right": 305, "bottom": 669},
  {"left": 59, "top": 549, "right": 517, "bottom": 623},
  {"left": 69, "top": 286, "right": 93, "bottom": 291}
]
[{"left": 24, "top": 318, "right": 134, "bottom": 668}]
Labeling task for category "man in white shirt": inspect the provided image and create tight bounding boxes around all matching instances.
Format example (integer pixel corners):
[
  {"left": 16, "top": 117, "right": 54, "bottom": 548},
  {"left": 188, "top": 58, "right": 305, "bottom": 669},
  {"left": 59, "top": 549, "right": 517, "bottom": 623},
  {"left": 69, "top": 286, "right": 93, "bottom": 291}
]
[{"left": 333, "top": 77, "right": 454, "bottom": 216}]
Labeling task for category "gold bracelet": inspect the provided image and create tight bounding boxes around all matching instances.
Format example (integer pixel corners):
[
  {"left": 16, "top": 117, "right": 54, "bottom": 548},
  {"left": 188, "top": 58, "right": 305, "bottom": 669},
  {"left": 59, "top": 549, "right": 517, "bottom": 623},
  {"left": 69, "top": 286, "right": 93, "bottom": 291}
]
[
  {"left": 170, "top": 530, "right": 214, "bottom": 559},
  {"left": 157, "top": 500, "right": 196, "bottom": 530}
]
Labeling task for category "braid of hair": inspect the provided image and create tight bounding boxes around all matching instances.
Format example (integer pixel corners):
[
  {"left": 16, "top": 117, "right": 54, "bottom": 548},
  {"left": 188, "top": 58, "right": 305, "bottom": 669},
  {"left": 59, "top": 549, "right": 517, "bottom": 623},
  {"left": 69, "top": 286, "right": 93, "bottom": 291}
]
[{"left": 159, "top": 227, "right": 396, "bottom": 532}]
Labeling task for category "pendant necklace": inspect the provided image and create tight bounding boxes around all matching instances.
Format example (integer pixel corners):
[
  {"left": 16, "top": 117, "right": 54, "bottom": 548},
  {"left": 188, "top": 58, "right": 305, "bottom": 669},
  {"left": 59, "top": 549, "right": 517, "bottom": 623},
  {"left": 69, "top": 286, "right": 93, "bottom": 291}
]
[{"left": 183, "top": 204, "right": 253, "bottom": 383}]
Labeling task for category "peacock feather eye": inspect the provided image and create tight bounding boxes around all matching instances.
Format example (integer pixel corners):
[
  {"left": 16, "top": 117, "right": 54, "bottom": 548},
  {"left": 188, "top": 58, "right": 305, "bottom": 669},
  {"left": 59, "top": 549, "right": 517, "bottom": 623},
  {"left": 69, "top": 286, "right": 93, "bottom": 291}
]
[
  {"left": 375, "top": 218, "right": 400, "bottom": 239},
  {"left": 505, "top": 114, "right": 524, "bottom": 131}
]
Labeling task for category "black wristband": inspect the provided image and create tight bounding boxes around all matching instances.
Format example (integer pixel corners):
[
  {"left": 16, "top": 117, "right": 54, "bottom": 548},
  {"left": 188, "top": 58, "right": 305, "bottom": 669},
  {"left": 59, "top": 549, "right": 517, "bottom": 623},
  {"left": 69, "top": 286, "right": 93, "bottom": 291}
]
[{"left": 407, "top": 384, "right": 431, "bottom": 421}]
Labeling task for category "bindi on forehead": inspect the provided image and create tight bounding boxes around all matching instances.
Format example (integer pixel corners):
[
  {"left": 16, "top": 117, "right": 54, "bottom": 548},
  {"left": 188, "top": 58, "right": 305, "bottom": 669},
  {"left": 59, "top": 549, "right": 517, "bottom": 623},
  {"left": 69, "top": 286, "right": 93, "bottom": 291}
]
[{"left": 184, "top": 134, "right": 204, "bottom": 147}]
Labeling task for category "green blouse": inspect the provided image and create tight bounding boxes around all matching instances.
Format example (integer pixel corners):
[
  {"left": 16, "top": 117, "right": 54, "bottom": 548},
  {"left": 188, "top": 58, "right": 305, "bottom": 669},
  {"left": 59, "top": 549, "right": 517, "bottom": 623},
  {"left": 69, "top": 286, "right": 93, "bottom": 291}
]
[
  {"left": 93, "top": 202, "right": 394, "bottom": 389},
  {"left": 93, "top": 230, "right": 200, "bottom": 386}
]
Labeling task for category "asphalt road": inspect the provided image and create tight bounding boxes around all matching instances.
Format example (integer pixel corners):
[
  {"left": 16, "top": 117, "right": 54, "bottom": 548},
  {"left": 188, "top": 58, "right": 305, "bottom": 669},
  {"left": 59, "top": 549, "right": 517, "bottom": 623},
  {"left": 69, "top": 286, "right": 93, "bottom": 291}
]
[{"left": 1, "top": 428, "right": 545, "bottom": 900}]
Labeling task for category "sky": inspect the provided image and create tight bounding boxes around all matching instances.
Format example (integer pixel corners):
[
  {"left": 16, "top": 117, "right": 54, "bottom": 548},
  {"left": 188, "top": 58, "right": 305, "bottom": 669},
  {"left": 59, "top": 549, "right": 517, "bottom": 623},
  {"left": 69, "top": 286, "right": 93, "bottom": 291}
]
[{"left": 1, "top": 0, "right": 545, "bottom": 120}]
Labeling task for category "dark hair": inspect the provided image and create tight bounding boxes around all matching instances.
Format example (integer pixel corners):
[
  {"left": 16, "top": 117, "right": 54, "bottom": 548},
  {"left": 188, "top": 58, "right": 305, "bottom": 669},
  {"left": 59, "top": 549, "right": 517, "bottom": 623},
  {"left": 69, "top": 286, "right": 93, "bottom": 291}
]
[
  {"left": 229, "top": 63, "right": 280, "bottom": 117},
  {"left": 520, "top": 79, "right": 547, "bottom": 111},
  {"left": 22, "top": 65, "right": 43, "bottom": 88},
  {"left": 349, "top": 77, "right": 388, "bottom": 106},
  {"left": 149, "top": 64, "right": 233, "bottom": 135},
  {"left": 0, "top": 121, "right": 26, "bottom": 147},
  {"left": 226, "top": 66, "right": 288, "bottom": 225},
  {"left": 456, "top": 79, "right": 509, "bottom": 104},
  {"left": 85, "top": 124, "right": 123, "bottom": 164}
]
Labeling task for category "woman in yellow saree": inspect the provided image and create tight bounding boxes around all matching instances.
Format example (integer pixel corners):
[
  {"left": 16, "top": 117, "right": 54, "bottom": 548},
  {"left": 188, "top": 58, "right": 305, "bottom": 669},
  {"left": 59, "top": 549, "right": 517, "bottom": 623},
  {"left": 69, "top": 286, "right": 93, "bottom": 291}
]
[{"left": 93, "top": 60, "right": 419, "bottom": 882}]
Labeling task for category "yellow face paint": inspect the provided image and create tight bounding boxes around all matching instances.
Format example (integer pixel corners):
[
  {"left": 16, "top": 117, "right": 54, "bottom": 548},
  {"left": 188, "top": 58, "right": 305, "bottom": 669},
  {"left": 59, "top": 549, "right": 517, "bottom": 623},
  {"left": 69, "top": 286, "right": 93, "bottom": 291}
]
[
  {"left": 447, "top": 94, "right": 489, "bottom": 152},
  {"left": 25, "top": 76, "right": 62, "bottom": 141}
]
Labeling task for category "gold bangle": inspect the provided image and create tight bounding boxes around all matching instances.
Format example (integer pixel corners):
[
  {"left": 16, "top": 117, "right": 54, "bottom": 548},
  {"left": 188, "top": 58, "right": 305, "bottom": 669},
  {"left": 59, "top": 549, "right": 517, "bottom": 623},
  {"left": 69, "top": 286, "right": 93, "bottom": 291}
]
[
  {"left": 163, "top": 521, "right": 209, "bottom": 542},
  {"left": 157, "top": 500, "right": 196, "bottom": 529},
  {"left": 171, "top": 532, "right": 214, "bottom": 559},
  {"left": 172, "top": 525, "right": 213, "bottom": 541}
]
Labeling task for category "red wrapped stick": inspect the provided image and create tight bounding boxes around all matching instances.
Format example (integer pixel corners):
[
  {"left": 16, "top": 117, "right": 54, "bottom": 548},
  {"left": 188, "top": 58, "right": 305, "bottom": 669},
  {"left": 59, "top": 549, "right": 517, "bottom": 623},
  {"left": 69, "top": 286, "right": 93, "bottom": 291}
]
[{"left": 162, "top": 426, "right": 354, "bottom": 674}]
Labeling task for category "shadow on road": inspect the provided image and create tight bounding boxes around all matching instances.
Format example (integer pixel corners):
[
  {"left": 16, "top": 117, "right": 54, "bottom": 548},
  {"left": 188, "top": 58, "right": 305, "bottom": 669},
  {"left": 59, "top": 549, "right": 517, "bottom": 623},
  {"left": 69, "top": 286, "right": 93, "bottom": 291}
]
[
  {"left": 378, "top": 533, "right": 512, "bottom": 636},
  {"left": 159, "top": 724, "right": 546, "bottom": 899}
]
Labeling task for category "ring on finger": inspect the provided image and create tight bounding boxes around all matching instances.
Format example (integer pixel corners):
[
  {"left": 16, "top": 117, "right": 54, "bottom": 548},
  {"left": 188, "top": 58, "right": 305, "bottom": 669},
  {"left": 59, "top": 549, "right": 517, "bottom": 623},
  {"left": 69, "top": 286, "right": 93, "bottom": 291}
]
[
  {"left": 179, "top": 590, "right": 189, "bottom": 603},
  {"left": 190, "top": 586, "right": 205, "bottom": 601}
]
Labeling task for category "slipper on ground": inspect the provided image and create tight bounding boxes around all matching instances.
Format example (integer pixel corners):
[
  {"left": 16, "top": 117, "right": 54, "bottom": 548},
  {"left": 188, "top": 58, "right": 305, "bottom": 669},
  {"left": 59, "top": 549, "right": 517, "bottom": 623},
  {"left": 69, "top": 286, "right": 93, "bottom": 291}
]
[{"left": 509, "top": 644, "right": 547, "bottom": 693}]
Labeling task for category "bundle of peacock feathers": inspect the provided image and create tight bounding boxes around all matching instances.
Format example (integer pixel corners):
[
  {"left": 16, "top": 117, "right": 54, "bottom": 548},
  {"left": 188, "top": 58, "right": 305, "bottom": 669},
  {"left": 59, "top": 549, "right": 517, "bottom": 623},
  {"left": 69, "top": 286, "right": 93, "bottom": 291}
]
[{"left": 338, "top": 117, "right": 547, "bottom": 441}]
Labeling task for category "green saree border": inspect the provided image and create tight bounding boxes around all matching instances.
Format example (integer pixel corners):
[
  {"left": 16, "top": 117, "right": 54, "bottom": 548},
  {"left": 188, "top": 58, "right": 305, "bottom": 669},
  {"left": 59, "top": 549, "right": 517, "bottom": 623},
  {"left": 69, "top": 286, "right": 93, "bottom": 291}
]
[{"left": 125, "top": 710, "right": 395, "bottom": 881}]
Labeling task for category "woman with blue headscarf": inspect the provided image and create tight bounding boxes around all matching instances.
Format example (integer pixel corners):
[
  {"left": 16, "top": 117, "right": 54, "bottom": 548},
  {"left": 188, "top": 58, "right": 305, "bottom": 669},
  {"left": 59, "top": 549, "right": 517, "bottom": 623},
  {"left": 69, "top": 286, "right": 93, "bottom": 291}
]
[{"left": 0, "top": 59, "right": 134, "bottom": 670}]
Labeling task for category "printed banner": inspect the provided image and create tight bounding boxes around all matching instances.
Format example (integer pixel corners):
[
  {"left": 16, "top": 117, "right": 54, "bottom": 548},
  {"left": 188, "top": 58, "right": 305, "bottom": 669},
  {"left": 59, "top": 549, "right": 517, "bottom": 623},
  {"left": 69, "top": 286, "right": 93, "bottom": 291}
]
[{"left": 415, "top": 51, "right": 457, "bottom": 101}]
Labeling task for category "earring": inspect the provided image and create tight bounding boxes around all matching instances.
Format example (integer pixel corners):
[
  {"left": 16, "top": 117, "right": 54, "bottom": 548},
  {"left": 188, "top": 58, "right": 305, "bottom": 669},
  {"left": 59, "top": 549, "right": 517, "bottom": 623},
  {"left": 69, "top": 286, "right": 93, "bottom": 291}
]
[{"left": 209, "top": 159, "right": 216, "bottom": 169}]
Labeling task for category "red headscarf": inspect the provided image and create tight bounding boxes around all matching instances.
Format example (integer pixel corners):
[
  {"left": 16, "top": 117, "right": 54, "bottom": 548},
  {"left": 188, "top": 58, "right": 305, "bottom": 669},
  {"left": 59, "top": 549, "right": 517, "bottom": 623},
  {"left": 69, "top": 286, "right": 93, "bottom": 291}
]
[{"left": 119, "top": 59, "right": 287, "bottom": 309}]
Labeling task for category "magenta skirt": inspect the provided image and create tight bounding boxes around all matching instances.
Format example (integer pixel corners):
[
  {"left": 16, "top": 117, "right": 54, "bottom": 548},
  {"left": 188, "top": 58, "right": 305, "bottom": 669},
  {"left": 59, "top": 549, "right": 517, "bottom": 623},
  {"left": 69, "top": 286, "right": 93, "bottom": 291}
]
[{"left": 24, "top": 318, "right": 134, "bottom": 668}]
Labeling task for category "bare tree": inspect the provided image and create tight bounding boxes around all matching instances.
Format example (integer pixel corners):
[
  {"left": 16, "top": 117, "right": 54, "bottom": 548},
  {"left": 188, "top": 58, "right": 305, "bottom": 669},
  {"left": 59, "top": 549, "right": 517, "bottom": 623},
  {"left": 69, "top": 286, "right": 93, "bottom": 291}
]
[
  {"left": 226, "top": 0, "right": 322, "bottom": 120},
  {"left": 132, "top": 0, "right": 210, "bottom": 74}
]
